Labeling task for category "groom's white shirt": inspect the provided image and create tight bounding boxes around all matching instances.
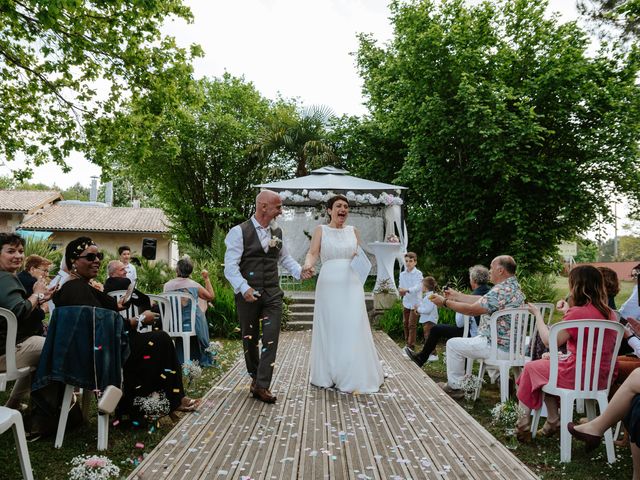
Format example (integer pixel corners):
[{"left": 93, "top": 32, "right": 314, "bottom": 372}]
[{"left": 224, "top": 216, "right": 302, "bottom": 295}]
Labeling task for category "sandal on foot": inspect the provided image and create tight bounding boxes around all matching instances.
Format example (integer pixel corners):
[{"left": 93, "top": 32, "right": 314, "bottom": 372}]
[
  {"left": 516, "top": 422, "right": 532, "bottom": 444},
  {"left": 176, "top": 397, "right": 200, "bottom": 412},
  {"left": 537, "top": 419, "right": 560, "bottom": 438}
]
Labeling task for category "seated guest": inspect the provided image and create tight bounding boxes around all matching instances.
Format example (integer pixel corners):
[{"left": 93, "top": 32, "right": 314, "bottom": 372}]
[
  {"left": 104, "top": 260, "right": 152, "bottom": 314},
  {"left": 615, "top": 265, "right": 640, "bottom": 387},
  {"left": 405, "top": 265, "right": 490, "bottom": 367},
  {"left": 163, "top": 257, "right": 215, "bottom": 366},
  {"left": 53, "top": 237, "right": 199, "bottom": 423},
  {"left": 18, "top": 254, "right": 52, "bottom": 331},
  {"left": 515, "top": 265, "right": 618, "bottom": 442},
  {"left": 599, "top": 266, "right": 621, "bottom": 310},
  {"left": 568, "top": 368, "right": 640, "bottom": 478},
  {"left": 430, "top": 255, "right": 526, "bottom": 399},
  {"left": 0, "top": 234, "right": 52, "bottom": 409}
]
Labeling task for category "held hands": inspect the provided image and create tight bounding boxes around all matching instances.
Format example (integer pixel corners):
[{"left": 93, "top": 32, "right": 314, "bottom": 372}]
[
  {"left": 398, "top": 288, "right": 408, "bottom": 297},
  {"left": 301, "top": 265, "right": 315, "bottom": 280},
  {"left": 443, "top": 287, "right": 459, "bottom": 300}
]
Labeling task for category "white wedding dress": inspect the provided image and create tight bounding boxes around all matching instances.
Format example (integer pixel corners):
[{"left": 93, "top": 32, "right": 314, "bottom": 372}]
[{"left": 310, "top": 225, "right": 384, "bottom": 393}]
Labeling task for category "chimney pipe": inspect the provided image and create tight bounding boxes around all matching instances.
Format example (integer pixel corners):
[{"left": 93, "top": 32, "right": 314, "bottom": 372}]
[
  {"left": 105, "top": 181, "right": 113, "bottom": 206},
  {"left": 89, "top": 176, "right": 98, "bottom": 202}
]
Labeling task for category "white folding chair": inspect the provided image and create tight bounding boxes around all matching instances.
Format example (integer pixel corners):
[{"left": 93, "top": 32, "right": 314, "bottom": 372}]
[
  {"left": 0, "top": 406, "right": 34, "bottom": 480},
  {"left": 159, "top": 292, "right": 197, "bottom": 362},
  {"left": 0, "top": 308, "right": 34, "bottom": 396},
  {"left": 530, "top": 319, "right": 624, "bottom": 463},
  {"left": 473, "top": 308, "right": 534, "bottom": 402}
]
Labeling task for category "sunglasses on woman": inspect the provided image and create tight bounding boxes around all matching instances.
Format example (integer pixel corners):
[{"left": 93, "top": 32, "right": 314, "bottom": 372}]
[{"left": 77, "top": 252, "right": 104, "bottom": 262}]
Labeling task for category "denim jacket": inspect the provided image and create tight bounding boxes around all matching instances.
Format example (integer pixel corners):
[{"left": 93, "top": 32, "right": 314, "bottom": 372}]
[{"left": 32, "top": 306, "right": 130, "bottom": 392}]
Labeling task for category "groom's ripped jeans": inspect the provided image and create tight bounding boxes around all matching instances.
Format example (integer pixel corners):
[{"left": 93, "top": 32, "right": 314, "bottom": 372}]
[{"left": 235, "top": 290, "right": 283, "bottom": 389}]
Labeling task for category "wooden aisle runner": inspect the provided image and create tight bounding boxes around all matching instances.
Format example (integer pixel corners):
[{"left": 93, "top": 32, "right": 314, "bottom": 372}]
[{"left": 128, "top": 331, "right": 539, "bottom": 479}]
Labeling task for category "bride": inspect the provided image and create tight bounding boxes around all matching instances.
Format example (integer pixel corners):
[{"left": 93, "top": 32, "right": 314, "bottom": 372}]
[{"left": 303, "top": 194, "right": 384, "bottom": 393}]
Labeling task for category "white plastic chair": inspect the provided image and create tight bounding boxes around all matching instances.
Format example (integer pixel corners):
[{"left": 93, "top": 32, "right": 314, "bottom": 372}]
[
  {"left": 524, "top": 302, "right": 555, "bottom": 361},
  {"left": 473, "top": 308, "right": 534, "bottom": 402},
  {"left": 530, "top": 319, "right": 624, "bottom": 463},
  {"left": 55, "top": 384, "right": 116, "bottom": 450},
  {"left": 0, "top": 308, "right": 34, "bottom": 395},
  {"left": 107, "top": 290, "right": 145, "bottom": 330},
  {"left": 461, "top": 314, "right": 475, "bottom": 375},
  {"left": 159, "top": 292, "right": 197, "bottom": 362},
  {"left": 148, "top": 294, "right": 172, "bottom": 329},
  {"left": 0, "top": 406, "right": 34, "bottom": 479}
]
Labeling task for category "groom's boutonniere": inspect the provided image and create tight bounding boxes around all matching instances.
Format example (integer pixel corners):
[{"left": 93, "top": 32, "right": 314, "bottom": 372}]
[{"left": 268, "top": 235, "right": 282, "bottom": 249}]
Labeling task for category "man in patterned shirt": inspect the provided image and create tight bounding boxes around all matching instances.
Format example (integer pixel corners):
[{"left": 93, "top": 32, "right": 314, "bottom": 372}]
[{"left": 430, "top": 255, "right": 525, "bottom": 399}]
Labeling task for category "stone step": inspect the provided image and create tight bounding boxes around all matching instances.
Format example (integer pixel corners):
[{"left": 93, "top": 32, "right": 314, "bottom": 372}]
[{"left": 289, "top": 304, "right": 314, "bottom": 313}]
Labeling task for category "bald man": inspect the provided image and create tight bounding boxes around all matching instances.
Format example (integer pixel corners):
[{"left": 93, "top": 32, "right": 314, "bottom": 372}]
[
  {"left": 429, "top": 255, "right": 526, "bottom": 399},
  {"left": 224, "top": 190, "right": 311, "bottom": 403}
]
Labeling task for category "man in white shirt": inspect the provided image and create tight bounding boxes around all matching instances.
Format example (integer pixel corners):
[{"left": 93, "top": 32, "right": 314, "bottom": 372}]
[
  {"left": 224, "top": 190, "right": 312, "bottom": 403},
  {"left": 118, "top": 245, "right": 137, "bottom": 283}
]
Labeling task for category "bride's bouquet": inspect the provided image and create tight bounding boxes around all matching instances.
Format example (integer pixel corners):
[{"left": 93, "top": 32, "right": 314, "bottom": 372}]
[{"left": 68, "top": 455, "right": 120, "bottom": 480}]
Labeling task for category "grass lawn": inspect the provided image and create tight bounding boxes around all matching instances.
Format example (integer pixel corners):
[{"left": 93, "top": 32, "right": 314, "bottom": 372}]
[
  {"left": 0, "top": 339, "right": 243, "bottom": 480},
  {"left": 412, "top": 341, "right": 634, "bottom": 479}
]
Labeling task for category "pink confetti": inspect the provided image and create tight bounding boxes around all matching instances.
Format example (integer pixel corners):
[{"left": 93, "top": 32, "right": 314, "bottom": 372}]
[{"left": 135, "top": 442, "right": 144, "bottom": 449}]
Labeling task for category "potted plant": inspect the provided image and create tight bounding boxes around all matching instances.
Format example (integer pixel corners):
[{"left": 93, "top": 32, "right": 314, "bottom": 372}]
[{"left": 373, "top": 278, "right": 398, "bottom": 310}]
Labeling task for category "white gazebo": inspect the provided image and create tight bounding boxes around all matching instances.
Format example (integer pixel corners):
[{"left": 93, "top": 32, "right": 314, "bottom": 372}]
[{"left": 257, "top": 166, "right": 408, "bottom": 292}]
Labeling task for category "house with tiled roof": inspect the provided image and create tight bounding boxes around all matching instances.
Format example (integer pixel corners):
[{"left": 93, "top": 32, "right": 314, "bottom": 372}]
[
  {"left": 0, "top": 190, "right": 176, "bottom": 263},
  {"left": 18, "top": 202, "right": 176, "bottom": 263},
  {"left": 0, "top": 190, "right": 63, "bottom": 233}
]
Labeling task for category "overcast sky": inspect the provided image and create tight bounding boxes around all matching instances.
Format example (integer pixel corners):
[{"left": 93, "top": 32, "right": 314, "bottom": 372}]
[
  {"left": 18, "top": 0, "right": 629, "bottom": 236},
  {"left": 24, "top": 0, "right": 579, "bottom": 188}
]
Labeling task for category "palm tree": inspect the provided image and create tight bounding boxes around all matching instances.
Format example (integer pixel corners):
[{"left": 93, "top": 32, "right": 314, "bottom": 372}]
[{"left": 254, "top": 104, "right": 337, "bottom": 178}]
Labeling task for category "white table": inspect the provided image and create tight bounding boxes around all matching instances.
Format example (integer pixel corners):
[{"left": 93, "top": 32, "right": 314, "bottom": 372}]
[{"left": 368, "top": 241, "right": 403, "bottom": 294}]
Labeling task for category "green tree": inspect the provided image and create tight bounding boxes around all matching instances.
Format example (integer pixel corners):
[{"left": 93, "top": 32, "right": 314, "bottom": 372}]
[
  {"left": 0, "top": 0, "right": 199, "bottom": 179},
  {"left": 60, "top": 182, "right": 88, "bottom": 201},
  {"left": 600, "top": 235, "right": 640, "bottom": 260},
  {"left": 578, "top": 0, "right": 640, "bottom": 40},
  {"left": 355, "top": 0, "right": 640, "bottom": 275},
  {"left": 254, "top": 104, "right": 337, "bottom": 178},
  {"left": 87, "top": 74, "right": 274, "bottom": 247},
  {"left": 575, "top": 237, "right": 599, "bottom": 263}
]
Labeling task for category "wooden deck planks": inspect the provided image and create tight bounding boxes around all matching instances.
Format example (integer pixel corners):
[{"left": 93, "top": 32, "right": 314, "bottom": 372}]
[{"left": 129, "top": 331, "right": 539, "bottom": 480}]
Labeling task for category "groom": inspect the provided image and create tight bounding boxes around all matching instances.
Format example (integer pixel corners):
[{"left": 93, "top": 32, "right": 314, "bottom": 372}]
[{"left": 224, "top": 190, "right": 312, "bottom": 403}]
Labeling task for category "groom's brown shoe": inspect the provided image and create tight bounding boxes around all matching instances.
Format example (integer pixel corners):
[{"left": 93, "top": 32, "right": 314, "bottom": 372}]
[
  {"left": 253, "top": 387, "right": 277, "bottom": 404},
  {"left": 249, "top": 379, "right": 257, "bottom": 394}
]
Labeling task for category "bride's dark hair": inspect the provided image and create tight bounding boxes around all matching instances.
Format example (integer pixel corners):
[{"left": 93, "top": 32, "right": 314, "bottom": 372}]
[{"left": 326, "top": 194, "right": 349, "bottom": 211}]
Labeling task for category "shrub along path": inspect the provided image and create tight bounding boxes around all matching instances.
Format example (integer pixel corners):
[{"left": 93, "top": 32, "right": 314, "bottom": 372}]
[{"left": 128, "top": 330, "right": 538, "bottom": 479}]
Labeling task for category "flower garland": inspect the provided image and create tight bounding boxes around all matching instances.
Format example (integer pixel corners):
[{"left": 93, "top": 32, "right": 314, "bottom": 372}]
[
  {"left": 68, "top": 455, "right": 120, "bottom": 480},
  {"left": 277, "top": 189, "right": 403, "bottom": 206}
]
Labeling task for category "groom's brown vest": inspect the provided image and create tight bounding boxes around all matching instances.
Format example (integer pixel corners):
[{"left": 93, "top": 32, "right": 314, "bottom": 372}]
[{"left": 239, "top": 220, "right": 282, "bottom": 294}]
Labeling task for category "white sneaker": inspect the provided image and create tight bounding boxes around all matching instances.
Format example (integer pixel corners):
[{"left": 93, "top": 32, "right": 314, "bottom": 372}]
[{"left": 427, "top": 354, "right": 439, "bottom": 362}]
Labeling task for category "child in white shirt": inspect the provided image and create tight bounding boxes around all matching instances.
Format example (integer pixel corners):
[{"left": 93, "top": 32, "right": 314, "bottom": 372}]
[
  {"left": 398, "top": 252, "right": 423, "bottom": 350},
  {"left": 415, "top": 277, "right": 439, "bottom": 361}
]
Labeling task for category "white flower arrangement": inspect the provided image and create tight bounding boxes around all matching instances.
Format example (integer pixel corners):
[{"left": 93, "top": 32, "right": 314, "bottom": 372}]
[
  {"left": 277, "top": 189, "right": 403, "bottom": 206},
  {"left": 491, "top": 399, "right": 525, "bottom": 433},
  {"left": 205, "top": 341, "right": 223, "bottom": 356},
  {"left": 68, "top": 455, "right": 120, "bottom": 480},
  {"left": 133, "top": 391, "right": 171, "bottom": 422},
  {"left": 182, "top": 360, "right": 203, "bottom": 386},
  {"left": 459, "top": 374, "right": 485, "bottom": 401}
]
